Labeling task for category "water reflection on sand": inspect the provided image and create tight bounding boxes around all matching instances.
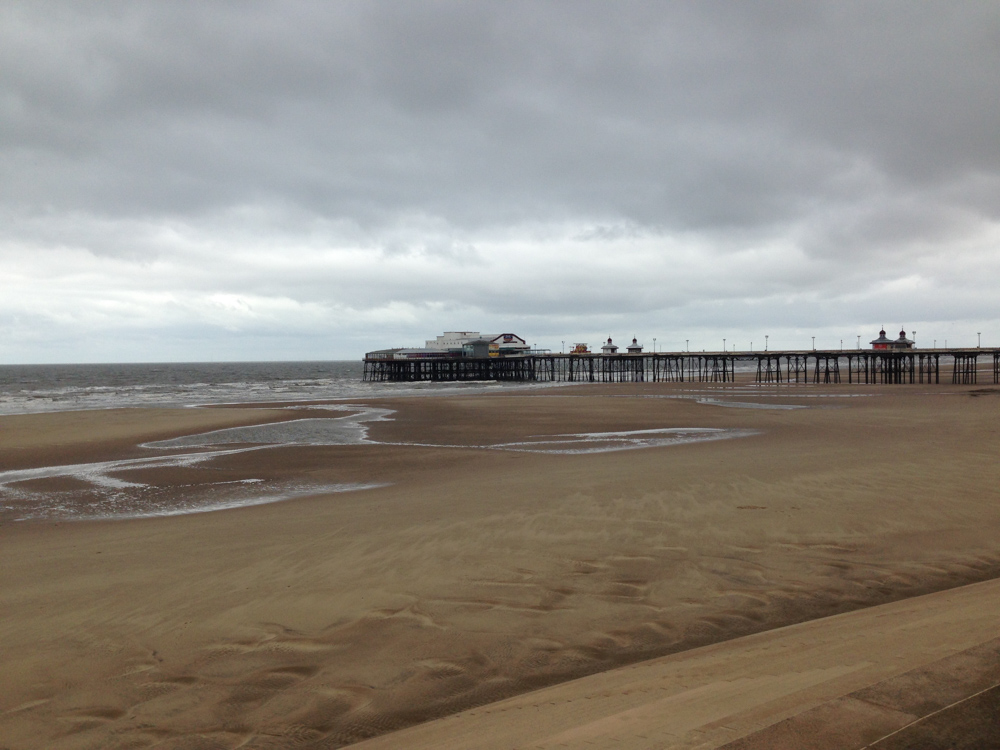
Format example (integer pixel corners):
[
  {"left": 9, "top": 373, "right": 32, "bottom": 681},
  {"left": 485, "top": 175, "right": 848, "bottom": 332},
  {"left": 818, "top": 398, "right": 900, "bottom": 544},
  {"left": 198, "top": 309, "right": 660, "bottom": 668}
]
[
  {"left": 2, "top": 402, "right": 761, "bottom": 522},
  {"left": 487, "top": 427, "right": 757, "bottom": 454}
]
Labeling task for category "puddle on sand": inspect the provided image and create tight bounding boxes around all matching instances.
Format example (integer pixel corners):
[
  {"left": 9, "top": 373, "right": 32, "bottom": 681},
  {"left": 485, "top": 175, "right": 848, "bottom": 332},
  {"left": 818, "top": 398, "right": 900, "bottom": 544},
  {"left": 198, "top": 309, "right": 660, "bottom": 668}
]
[
  {"left": 1, "top": 405, "right": 394, "bottom": 522},
  {"left": 0, "top": 477, "right": 387, "bottom": 522},
  {"left": 622, "top": 390, "right": 877, "bottom": 402},
  {"left": 695, "top": 398, "right": 808, "bottom": 410},
  {"left": 145, "top": 405, "right": 395, "bottom": 449},
  {"left": 3, "top": 404, "right": 758, "bottom": 521},
  {"left": 487, "top": 427, "right": 758, "bottom": 454},
  {"left": 148, "top": 408, "right": 757, "bottom": 457},
  {"left": 0, "top": 448, "right": 387, "bottom": 522}
]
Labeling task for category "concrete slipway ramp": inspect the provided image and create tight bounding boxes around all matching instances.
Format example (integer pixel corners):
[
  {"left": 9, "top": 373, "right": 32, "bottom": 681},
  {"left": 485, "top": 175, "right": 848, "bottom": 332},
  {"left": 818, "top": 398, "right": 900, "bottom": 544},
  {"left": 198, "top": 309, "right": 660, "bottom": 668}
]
[{"left": 353, "top": 577, "right": 1000, "bottom": 749}]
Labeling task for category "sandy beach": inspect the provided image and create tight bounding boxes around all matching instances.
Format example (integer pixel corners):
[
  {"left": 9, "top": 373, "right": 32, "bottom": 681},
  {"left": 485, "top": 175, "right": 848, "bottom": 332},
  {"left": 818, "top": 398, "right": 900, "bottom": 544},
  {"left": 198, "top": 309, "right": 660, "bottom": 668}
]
[{"left": 2, "top": 382, "right": 1000, "bottom": 748}]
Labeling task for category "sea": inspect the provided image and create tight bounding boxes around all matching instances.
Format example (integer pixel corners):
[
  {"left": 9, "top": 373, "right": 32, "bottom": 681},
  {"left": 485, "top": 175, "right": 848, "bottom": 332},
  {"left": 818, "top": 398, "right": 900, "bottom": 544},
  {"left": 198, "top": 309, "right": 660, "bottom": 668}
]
[
  {"left": 0, "top": 360, "right": 531, "bottom": 416},
  {"left": 0, "top": 358, "right": 875, "bottom": 416}
]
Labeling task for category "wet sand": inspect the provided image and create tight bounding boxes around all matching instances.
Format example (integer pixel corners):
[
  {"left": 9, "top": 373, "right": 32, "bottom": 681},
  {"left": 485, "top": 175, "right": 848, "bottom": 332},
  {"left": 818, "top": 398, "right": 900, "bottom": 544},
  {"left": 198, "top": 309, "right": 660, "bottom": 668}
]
[{"left": 1, "top": 383, "right": 1000, "bottom": 748}]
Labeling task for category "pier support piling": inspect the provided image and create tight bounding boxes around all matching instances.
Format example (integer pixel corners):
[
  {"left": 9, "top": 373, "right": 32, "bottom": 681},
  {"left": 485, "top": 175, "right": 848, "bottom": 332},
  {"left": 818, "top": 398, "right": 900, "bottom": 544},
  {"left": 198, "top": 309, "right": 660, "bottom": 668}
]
[{"left": 364, "top": 348, "right": 996, "bottom": 386}]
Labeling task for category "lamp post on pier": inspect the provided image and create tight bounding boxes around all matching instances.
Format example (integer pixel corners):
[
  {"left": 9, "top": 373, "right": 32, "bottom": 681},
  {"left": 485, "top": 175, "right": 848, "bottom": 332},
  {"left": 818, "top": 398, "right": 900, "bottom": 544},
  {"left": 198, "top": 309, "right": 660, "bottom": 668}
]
[
  {"left": 765, "top": 335, "right": 768, "bottom": 351},
  {"left": 653, "top": 337, "right": 656, "bottom": 353},
  {"left": 812, "top": 336, "right": 815, "bottom": 350},
  {"left": 857, "top": 334, "right": 860, "bottom": 350},
  {"left": 723, "top": 338, "right": 726, "bottom": 352},
  {"left": 561, "top": 340, "right": 564, "bottom": 354},
  {"left": 686, "top": 339, "right": 689, "bottom": 352},
  {"left": 978, "top": 332, "right": 982, "bottom": 348}
]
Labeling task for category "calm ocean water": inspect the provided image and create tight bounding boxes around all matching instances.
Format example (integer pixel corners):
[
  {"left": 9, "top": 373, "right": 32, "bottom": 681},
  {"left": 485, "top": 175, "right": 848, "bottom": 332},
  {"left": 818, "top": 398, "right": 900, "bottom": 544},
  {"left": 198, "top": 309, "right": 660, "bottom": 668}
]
[{"left": 0, "top": 360, "right": 535, "bottom": 416}]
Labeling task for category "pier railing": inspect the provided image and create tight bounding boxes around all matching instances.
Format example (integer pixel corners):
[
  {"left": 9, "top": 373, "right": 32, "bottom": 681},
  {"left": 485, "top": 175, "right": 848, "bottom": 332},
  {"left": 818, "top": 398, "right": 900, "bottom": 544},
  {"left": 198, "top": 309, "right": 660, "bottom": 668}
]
[{"left": 363, "top": 350, "right": 1000, "bottom": 385}]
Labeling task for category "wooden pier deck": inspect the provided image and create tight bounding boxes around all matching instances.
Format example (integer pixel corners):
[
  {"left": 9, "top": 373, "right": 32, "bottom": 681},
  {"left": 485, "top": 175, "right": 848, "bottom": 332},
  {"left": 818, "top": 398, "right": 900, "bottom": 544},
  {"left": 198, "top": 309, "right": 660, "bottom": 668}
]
[{"left": 364, "top": 349, "right": 1000, "bottom": 385}]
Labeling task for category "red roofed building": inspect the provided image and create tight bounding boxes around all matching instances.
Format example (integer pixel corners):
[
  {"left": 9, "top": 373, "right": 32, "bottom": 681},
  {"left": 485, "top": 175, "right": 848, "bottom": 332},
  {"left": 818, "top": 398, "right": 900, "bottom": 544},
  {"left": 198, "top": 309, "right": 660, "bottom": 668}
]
[
  {"left": 870, "top": 328, "right": 892, "bottom": 350},
  {"left": 870, "top": 328, "right": 914, "bottom": 350}
]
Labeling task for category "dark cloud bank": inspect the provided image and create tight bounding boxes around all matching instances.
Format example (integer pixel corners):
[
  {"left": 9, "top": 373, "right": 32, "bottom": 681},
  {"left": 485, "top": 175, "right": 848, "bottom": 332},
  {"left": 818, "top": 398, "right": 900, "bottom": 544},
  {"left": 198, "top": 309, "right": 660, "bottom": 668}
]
[{"left": 1, "top": 2, "right": 998, "bottom": 361}]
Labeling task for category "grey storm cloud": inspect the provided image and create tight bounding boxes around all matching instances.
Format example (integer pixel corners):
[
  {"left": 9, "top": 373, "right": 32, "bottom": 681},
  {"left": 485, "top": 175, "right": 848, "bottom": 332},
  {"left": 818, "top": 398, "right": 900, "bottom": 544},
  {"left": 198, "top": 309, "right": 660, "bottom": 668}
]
[{"left": 1, "top": 1, "right": 999, "bottom": 361}]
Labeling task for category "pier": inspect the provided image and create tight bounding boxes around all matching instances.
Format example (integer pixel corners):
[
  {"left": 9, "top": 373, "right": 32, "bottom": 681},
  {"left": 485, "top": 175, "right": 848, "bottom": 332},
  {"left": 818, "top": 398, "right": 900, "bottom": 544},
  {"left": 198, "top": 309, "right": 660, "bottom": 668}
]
[{"left": 364, "top": 349, "right": 1000, "bottom": 385}]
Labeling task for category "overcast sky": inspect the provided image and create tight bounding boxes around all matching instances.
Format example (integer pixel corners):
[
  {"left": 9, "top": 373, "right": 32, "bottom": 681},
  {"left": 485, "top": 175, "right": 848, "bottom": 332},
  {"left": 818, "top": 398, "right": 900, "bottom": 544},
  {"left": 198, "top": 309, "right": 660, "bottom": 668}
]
[{"left": 2, "top": 1, "right": 998, "bottom": 362}]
